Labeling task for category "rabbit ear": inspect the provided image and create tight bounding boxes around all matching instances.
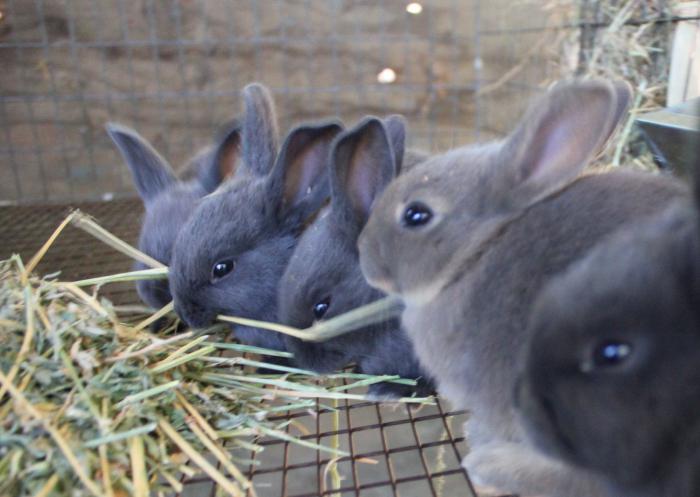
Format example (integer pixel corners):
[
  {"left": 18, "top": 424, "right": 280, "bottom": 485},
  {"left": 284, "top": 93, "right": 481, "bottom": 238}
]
[
  {"left": 106, "top": 122, "right": 177, "bottom": 204},
  {"left": 241, "top": 83, "right": 279, "bottom": 177},
  {"left": 605, "top": 80, "right": 633, "bottom": 146},
  {"left": 267, "top": 120, "right": 343, "bottom": 221},
  {"left": 384, "top": 114, "right": 406, "bottom": 173},
  {"left": 497, "top": 79, "right": 631, "bottom": 210},
  {"left": 331, "top": 117, "right": 399, "bottom": 230},
  {"left": 197, "top": 120, "right": 242, "bottom": 193}
]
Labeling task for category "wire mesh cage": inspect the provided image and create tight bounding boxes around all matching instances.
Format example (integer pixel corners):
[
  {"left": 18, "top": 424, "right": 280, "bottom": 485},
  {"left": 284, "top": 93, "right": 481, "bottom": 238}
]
[
  {"left": 1, "top": 0, "right": 573, "bottom": 204},
  {"left": 0, "top": 1, "right": 696, "bottom": 496},
  {"left": 3, "top": 0, "right": 692, "bottom": 205}
]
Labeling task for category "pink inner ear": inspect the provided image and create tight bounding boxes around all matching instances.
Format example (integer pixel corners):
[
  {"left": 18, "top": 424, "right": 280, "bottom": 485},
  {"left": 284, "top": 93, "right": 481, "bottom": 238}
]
[
  {"left": 533, "top": 123, "right": 574, "bottom": 177},
  {"left": 353, "top": 160, "right": 375, "bottom": 213},
  {"left": 219, "top": 141, "right": 241, "bottom": 179},
  {"left": 285, "top": 143, "right": 326, "bottom": 204},
  {"left": 347, "top": 142, "right": 378, "bottom": 216},
  {"left": 527, "top": 106, "right": 605, "bottom": 185}
]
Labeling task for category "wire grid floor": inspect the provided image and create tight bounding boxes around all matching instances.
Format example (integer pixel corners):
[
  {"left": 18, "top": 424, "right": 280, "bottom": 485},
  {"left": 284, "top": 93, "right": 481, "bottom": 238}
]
[{"left": 0, "top": 198, "right": 476, "bottom": 497}]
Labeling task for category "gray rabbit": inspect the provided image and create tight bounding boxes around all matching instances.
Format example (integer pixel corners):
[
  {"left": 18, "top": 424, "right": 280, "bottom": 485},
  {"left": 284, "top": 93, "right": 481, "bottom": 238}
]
[
  {"left": 106, "top": 120, "right": 241, "bottom": 310},
  {"left": 516, "top": 138, "right": 700, "bottom": 497},
  {"left": 169, "top": 83, "right": 342, "bottom": 352},
  {"left": 357, "top": 79, "right": 689, "bottom": 496},
  {"left": 278, "top": 115, "right": 433, "bottom": 398}
]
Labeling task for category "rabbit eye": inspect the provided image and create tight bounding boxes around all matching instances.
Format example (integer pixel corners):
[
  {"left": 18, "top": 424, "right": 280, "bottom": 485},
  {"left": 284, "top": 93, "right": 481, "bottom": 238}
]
[
  {"left": 402, "top": 202, "right": 433, "bottom": 228},
  {"left": 312, "top": 297, "right": 331, "bottom": 320},
  {"left": 591, "top": 340, "right": 633, "bottom": 368},
  {"left": 212, "top": 259, "right": 235, "bottom": 281}
]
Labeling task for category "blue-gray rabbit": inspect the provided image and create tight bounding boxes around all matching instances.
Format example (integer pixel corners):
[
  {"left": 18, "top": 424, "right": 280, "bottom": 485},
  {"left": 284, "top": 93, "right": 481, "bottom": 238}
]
[
  {"left": 516, "top": 138, "right": 700, "bottom": 497},
  {"left": 106, "top": 121, "right": 241, "bottom": 310},
  {"left": 169, "top": 83, "right": 342, "bottom": 352},
  {"left": 278, "top": 115, "right": 433, "bottom": 398},
  {"left": 357, "top": 79, "right": 689, "bottom": 496}
]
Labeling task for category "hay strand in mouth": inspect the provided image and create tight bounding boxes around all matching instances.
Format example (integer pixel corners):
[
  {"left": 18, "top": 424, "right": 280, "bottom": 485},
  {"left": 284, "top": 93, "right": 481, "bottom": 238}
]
[
  {"left": 300, "top": 295, "right": 404, "bottom": 341},
  {"left": 218, "top": 295, "right": 404, "bottom": 343}
]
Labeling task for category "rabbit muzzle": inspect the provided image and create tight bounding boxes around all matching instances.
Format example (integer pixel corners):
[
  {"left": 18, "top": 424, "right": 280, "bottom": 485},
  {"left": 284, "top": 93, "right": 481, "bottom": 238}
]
[
  {"left": 137, "top": 278, "right": 174, "bottom": 310},
  {"left": 173, "top": 297, "right": 217, "bottom": 328},
  {"left": 358, "top": 232, "right": 397, "bottom": 295}
]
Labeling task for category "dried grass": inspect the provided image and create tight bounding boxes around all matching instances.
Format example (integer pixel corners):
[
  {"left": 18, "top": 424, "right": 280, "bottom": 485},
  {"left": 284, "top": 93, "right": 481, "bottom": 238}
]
[
  {"left": 0, "top": 211, "right": 431, "bottom": 497},
  {"left": 549, "top": 0, "right": 680, "bottom": 170}
]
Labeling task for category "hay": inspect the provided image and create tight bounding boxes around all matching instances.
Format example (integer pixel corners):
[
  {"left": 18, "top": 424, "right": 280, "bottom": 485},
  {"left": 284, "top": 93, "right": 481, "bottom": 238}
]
[
  {"left": 550, "top": 0, "right": 680, "bottom": 170},
  {"left": 0, "top": 212, "right": 432, "bottom": 497}
]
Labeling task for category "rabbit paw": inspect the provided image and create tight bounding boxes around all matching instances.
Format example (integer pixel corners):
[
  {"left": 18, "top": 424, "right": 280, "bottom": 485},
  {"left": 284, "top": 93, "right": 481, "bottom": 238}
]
[
  {"left": 366, "top": 376, "right": 435, "bottom": 401},
  {"left": 464, "top": 445, "right": 580, "bottom": 497},
  {"left": 463, "top": 449, "right": 522, "bottom": 497},
  {"left": 366, "top": 381, "right": 416, "bottom": 400},
  {"left": 414, "top": 376, "right": 436, "bottom": 397},
  {"left": 473, "top": 485, "right": 519, "bottom": 497}
]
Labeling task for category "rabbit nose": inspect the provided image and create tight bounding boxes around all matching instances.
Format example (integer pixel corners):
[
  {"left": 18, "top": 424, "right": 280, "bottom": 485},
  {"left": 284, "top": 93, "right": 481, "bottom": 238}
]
[{"left": 174, "top": 299, "right": 214, "bottom": 328}]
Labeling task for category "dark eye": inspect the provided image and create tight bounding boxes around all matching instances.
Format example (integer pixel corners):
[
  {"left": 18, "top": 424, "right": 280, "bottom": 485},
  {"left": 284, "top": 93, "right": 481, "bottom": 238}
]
[
  {"left": 593, "top": 340, "right": 633, "bottom": 368},
  {"left": 212, "top": 259, "right": 235, "bottom": 280},
  {"left": 402, "top": 202, "right": 433, "bottom": 227},
  {"left": 312, "top": 297, "right": 331, "bottom": 320}
]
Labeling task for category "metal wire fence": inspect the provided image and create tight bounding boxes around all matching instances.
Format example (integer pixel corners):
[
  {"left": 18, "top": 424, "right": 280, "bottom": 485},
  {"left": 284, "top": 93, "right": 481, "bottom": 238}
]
[
  {"left": 2, "top": 1, "right": 693, "bottom": 204},
  {"left": 0, "top": 0, "right": 577, "bottom": 204},
  {"left": 0, "top": 1, "right": 695, "bottom": 495}
]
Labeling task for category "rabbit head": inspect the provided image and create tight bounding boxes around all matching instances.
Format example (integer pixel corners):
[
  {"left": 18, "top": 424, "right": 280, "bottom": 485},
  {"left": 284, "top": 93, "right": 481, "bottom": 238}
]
[
  {"left": 106, "top": 121, "right": 241, "bottom": 309},
  {"left": 359, "top": 79, "right": 632, "bottom": 307},
  {"left": 354, "top": 79, "right": 696, "bottom": 496},
  {"left": 169, "top": 83, "right": 342, "bottom": 350},
  {"left": 278, "top": 116, "right": 410, "bottom": 373},
  {"left": 516, "top": 141, "right": 700, "bottom": 496}
]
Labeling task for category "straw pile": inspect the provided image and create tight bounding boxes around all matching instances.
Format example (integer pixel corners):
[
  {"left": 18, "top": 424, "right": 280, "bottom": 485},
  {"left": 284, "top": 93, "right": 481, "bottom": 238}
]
[
  {"left": 0, "top": 212, "right": 429, "bottom": 497},
  {"left": 478, "top": 0, "right": 679, "bottom": 170},
  {"left": 552, "top": 0, "right": 680, "bottom": 170}
]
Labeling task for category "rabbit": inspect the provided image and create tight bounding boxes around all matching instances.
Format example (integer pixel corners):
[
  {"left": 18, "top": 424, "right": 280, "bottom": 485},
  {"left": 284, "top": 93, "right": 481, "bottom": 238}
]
[
  {"left": 169, "top": 83, "right": 343, "bottom": 353},
  {"left": 106, "top": 120, "right": 241, "bottom": 310},
  {"left": 278, "top": 115, "right": 433, "bottom": 399},
  {"left": 515, "top": 138, "right": 700, "bottom": 497},
  {"left": 357, "top": 79, "right": 690, "bottom": 496}
]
